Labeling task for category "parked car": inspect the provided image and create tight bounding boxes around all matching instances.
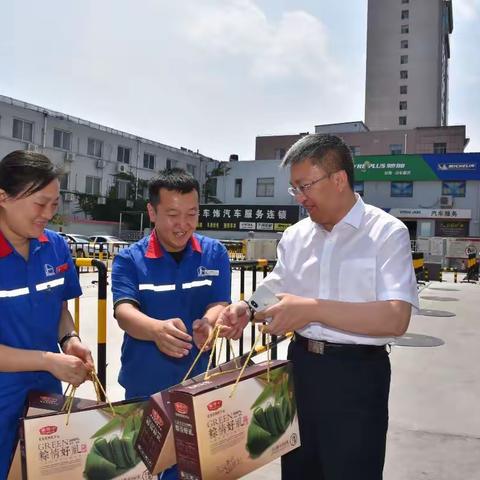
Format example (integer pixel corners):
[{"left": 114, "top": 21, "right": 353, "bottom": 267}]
[
  {"left": 58, "top": 233, "right": 91, "bottom": 257},
  {"left": 87, "top": 235, "right": 129, "bottom": 256}
]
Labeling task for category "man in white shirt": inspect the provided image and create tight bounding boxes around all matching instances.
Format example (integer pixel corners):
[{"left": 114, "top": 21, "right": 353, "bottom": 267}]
[{"left": 220, "top": 134, "right": 418, "bottom": 480}]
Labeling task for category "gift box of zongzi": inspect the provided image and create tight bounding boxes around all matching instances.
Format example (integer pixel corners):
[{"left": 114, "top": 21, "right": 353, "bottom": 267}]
[
  {"left": 170, "top": 359, "right": 300, "bottom": 480},
  {"left": 17, "top": 395, "right": 154, "bottom": 479}
]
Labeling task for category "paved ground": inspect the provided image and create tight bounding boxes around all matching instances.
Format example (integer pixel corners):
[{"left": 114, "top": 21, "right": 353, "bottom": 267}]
[{"left": 69, "top": 270, "right": 480, "bottom": 479}]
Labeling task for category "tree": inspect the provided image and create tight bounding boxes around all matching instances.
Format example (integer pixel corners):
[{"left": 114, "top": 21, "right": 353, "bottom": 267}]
[
  {"left": 203, "top": 163, "right": 230, "bottom": 204},
  {"left": 74, "top": 172, "right": 148, "bottom": 230}
]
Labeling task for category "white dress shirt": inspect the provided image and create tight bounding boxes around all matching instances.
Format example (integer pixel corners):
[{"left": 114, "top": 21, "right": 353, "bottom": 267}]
[{"left": 261, "top": 195, "right": 419, "bottom": 345}]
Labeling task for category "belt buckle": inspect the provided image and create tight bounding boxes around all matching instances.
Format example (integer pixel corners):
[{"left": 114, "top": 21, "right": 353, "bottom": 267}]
[{"left": 308, "top": 339, "right": 325, "bottom": 355}]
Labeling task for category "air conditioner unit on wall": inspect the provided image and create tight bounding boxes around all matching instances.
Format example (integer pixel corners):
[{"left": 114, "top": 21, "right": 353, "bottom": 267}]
[
  {"left": 26, "top": 143, "right": 39, "bottom": 152},
  {"left": 63, "top": 192, "right": 74, "bottom": 202},
  {"left": 97, "top": 197, "right": 107, "bottom": 205},
  {"left": 64, "top": 152, "right": 75, "bottom": 162},
  {"left": 440, "top": 195, "right": 453, "bottom": 208},
  {"left": 117, "top": 163, "right": 128, "bottom": 173},
  {"left": 96, "top": 159, "right": 106, "bottom": 169}
]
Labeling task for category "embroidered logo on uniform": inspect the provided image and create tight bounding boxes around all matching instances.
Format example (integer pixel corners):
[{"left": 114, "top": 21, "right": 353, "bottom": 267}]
[
  {"left": 44, "top": 264, "right": 55, "bottom": 277},
  {"left": 197, "top": 266, "right": 219, "bottom": 277},
  {"left": 56, "top": 263, "right": 69, "bottom": 274}
]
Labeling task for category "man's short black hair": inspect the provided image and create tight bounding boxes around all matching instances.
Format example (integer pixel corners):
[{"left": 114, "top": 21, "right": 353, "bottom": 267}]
[
  {"left": 0, "top": 150, "right": 62, "bottom": 198},
  {"left": 281, "top": 134, "right": 354, "bottom": 189},
  {"left": 148, "top": 168, "right": 200, "bottom": 206}
]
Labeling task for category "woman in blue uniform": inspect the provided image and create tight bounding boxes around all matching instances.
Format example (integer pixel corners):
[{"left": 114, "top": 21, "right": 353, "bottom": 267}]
[{"left": 0, "top": 150, "right": 94, "bottom": 477}]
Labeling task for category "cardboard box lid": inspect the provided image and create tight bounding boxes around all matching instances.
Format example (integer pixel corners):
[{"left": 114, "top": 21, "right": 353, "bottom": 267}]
[{"left": 172, "top": 360, "right": 288, "bottom": 396}]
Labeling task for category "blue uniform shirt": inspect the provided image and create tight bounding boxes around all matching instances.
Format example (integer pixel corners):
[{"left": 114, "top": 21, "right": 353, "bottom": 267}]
[
  {"left": 112, "top": 231, "right": 231, "bottom": 398},
  {"left": 0, "top": 228, "right": 82, "bottom": 477}
]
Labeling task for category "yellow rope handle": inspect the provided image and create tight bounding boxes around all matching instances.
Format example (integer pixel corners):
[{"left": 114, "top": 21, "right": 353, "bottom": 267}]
[
  {"left": 91, "top": 371, "right": 115, "bottom": 416},
  {"left": 61, "top": 384, "right": 77, "bottom": 425},
  {"left": 182, "top": 324, "right": 221, "bottom": 382},
  {"left": 229, "top": 328, "right": 263, "bottom": 398},
  {"left": 183, "top": 324, "right": 243, "bottom": 383},
  {"left": 61, "top": 370, "right": 115, "bottom": 425}
]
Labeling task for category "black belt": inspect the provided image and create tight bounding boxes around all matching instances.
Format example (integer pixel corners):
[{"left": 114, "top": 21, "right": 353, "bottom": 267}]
[{"left": 293, "top": 333, "right": 387, "bottom": 355}]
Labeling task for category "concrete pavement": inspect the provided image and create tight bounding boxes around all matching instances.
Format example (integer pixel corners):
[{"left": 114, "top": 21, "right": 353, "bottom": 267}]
[{"left": 69, "top": 270, "right": 480, "bottom": 479}]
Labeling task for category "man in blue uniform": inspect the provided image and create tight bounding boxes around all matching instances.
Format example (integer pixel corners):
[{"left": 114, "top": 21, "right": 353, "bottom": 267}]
[
  {"left": 0, "top": 150, "right": 93, "bottom": 477},
  {"left": 112, "top": 168, "right": 231, "bottom": 478}
]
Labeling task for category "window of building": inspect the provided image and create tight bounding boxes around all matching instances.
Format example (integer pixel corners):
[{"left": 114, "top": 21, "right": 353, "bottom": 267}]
[
  {"left": 399, "top": 101, "right": 408, "bottom": 110},
  {"left": 256, "top": 177, "right": 274, "bottom": 197},
  {"left": 349, "top": 146, "right": 360, "bottom": 156},
  {"left": 85, "top": 176, "right": 101, "bottom": 195},
  {"left": 354, "top": 181, "right": 364, "bottom": 197},
  {"left": 87, "top": 138, "right": 103, "bottom": 158},
  {"left": 53, "top": 129, "right": 72, "bottom": 150},
  {"left": 399, "top": 116, "right": 407, "bottom": 125},
  {"left": 117, "top": 179, "right": 129, "bottom": 199},
  {"left": 166, "top": 158, "right": 178, "bottom": 170},
  {"left": 143, "top": 152, "right": 155, "bottom": 170},
  {"left": 400, "top": 55, "right": 408, "bottom": 64},
  {"left": 400, "top": 85, "right": 408, "bottom": 94},
  {"left": 400, "top": 70, "right": 408, "bottom": 79},
  {"left": 117, "top": 146, "right": 131, "bottom": 164},
  {"left": 401, "top": 39, "right": 409, "bottom": 49},
  {"left": 433, "top": 142, "right": 447, "bottom": 154},
  {"left": 59, "top": 174, "right": 69, "bottom": 191},
  {"left": 274, "top": 148, "right": 286, "bottom": 160},
  {"left": 186, "top": 164, "right": 196, "bottom": 177},
  {"left": 390, "top": 144, "right": 403, "bottom": 155},
  {"left": 442, "top": 181, "right": 465, "bottom": 197},
  {"left": 401, "top": 9, "right": 409, "bottom": 20},
  {"left": 401, "top": 24, "right": 409, "bottom": 34},
  {"left": 234, "top": 178, "right": 243, "bottom": 198},
  {"left": 391, "top": 181, "right": 413, "bottom": 197},
  {"left": 12, "top": 118, "right": 33, "bottom": 141}
]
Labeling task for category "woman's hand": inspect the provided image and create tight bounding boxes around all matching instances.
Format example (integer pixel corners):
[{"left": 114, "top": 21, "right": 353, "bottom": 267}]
[
  {"left": 63, "top": 337, "right": 95, "bottom": 371},
  {"left": 43, "top": 351, "right": 90, "bottom": 387}
]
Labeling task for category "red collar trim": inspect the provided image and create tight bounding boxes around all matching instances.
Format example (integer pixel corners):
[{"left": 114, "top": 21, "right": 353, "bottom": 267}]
[
  {"left": 191, "top": 235, "right": 202, "bottom": 253},
  {"left": 145, "top": 231, "right": 164, "bottom": 259},
  {"left": 0, "top": 231, "right": 49, "bottom": 258},
  {"left": 0, "top": 231, "right": 13, "bottom": 258},
  {"left": 145, "top": 231, "right": 202, "bottom": 259}
]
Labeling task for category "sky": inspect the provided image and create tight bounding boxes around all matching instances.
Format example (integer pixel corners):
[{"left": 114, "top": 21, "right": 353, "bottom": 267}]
[{"left": 1, "top": 0, "right": 479, "bottom": 160}]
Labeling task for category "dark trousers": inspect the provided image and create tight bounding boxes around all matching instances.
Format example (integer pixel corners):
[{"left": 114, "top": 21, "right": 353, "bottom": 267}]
[{"left": 282, "top": 340, "right": 391, "bottom": 480}]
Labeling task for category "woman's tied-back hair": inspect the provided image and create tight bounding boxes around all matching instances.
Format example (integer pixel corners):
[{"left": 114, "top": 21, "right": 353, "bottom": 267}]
[{"left": 0, "top": 150, "right": 62, "bottom": 198}]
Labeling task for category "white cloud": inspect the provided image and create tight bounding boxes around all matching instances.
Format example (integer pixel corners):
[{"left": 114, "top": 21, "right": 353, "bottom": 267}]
[
  {"left": 182, "top": 0, "right": 341, "bottom": 83},
  {"left": 454, "top": 0, "right": 480, "bottom": 21}
]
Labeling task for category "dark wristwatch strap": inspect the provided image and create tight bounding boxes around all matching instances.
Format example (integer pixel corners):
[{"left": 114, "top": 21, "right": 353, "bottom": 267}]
[
  {"left": 59, "top": 331, "right": 81, "bottom": 350},
  {"left": 241, "top": 300, "right": 255, "bottom": 322}
]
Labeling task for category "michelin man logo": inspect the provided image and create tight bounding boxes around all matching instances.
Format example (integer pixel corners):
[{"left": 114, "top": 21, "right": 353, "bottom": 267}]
[{"left": 197, "top": 266, "right": 220, "bottom": 277}]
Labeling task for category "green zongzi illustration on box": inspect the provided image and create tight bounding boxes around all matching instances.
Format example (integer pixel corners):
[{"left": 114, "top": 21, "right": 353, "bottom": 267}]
[
  {"left": 83, "top": 403, "right": 143, "bottom": 479},
  {"left": 246, "top": 365, "right": 296, "bottom": 458}
]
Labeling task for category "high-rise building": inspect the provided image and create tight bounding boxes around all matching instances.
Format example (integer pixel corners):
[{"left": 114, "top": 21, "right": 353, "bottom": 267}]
[{"left": 365, "top": 0, "right": 453, "bottom": 130}]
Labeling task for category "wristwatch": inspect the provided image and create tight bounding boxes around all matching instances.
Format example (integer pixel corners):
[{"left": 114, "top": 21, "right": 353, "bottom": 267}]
[
  {"left": 59, "top": 331, "right": 81, "bottom": 350},
  {"left": 241, "top": 300, "right": 255, "bottom": 322}
]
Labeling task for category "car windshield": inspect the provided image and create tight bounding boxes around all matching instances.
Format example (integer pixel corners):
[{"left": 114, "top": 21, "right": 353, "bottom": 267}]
[{"left": 71, "top": 235, "right": 90, "bottom": 242}]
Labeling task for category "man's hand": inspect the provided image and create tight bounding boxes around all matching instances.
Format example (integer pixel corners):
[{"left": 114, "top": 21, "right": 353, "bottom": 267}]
[
  {"left": 43, "top": 352, "right": 90, "bottom": 387},
  {"left": 152, "top": 318, "right": 192, "bottom": 358},
  {"left": 63, "top": 337, "right": 95, "bottom": 371},
  {"left": 192, "top": 318, "right": 213, "bottom": 351},
  {"left": 254, "top": 293, "right": 315, "bottom": 336},
  {"left": 217, "top": 302, "right": 250, "bottom": 340}
]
